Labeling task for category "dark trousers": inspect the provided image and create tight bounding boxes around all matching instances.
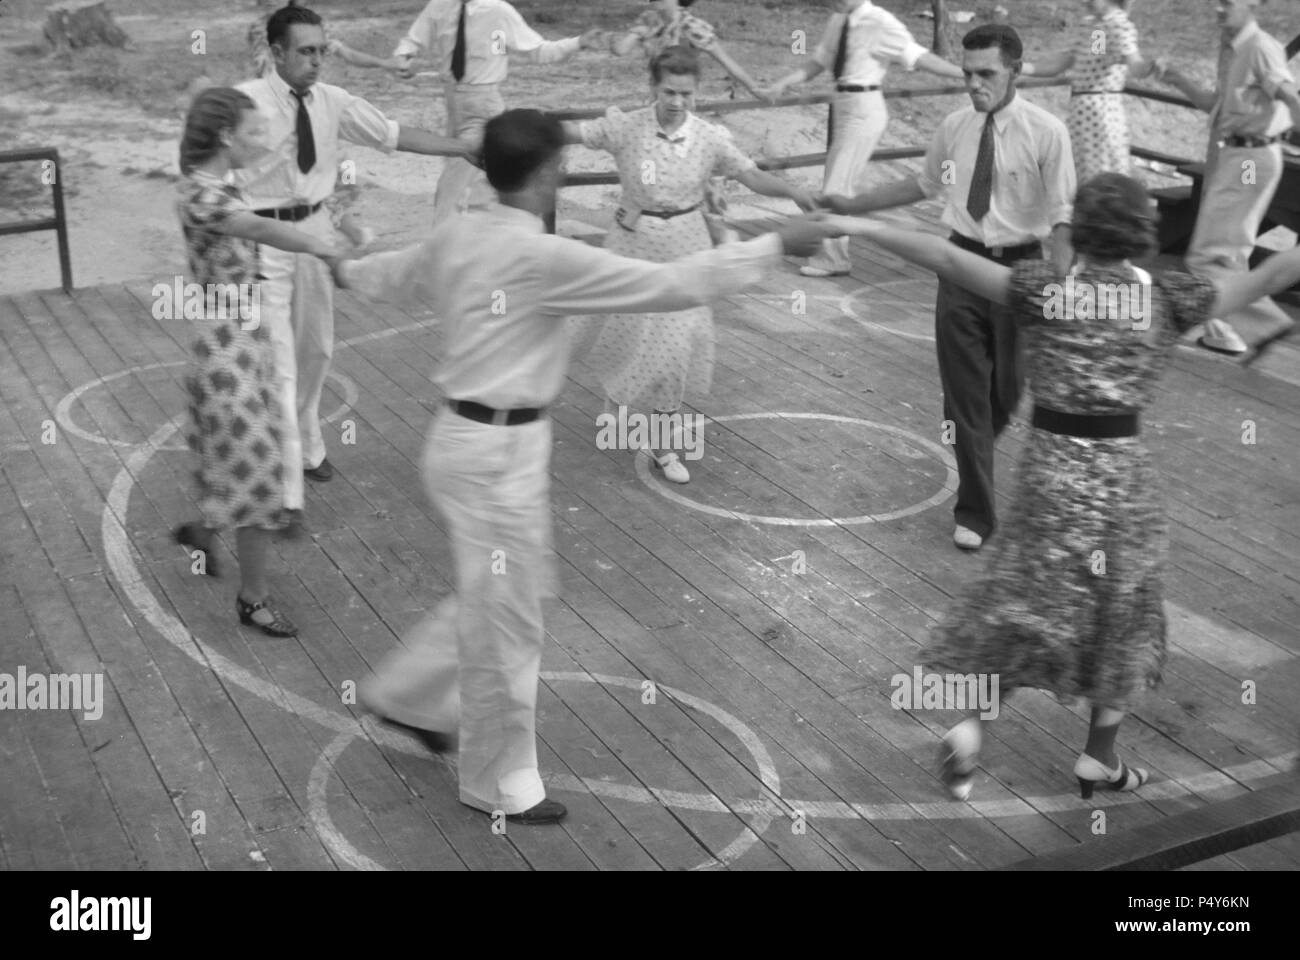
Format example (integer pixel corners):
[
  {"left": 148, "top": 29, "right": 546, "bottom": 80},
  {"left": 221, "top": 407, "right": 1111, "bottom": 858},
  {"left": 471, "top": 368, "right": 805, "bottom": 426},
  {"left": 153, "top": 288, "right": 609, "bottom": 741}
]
[{"left": 935, "top": 245, "right": 1040, "bottom": 538}]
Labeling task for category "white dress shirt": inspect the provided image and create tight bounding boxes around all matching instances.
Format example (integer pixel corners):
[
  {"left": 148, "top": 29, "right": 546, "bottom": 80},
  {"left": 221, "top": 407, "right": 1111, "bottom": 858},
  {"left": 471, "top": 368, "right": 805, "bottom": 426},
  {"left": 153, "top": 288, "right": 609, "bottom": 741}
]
[
  {"left": 393, "top": 0, "right": 580, "bottom": 84},
  {"left": 339, "top": 204, "right": 782, "bottom": 408},
  {"left": 234, "top": 69, "right": 400, "bottom": 208},
  {"left": 811, "top": 1, "right": 928, "bottom": 86},
  {"left": 917, "top": 94, "right": 1076, "bottom": 246}
]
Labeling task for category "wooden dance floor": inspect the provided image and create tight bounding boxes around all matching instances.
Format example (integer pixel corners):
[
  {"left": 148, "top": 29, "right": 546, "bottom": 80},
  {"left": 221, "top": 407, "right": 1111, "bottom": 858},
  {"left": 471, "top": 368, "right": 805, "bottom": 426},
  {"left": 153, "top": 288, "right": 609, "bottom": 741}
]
[{"left": 2, "top": 226, "right": 1299, "bottom": 871}]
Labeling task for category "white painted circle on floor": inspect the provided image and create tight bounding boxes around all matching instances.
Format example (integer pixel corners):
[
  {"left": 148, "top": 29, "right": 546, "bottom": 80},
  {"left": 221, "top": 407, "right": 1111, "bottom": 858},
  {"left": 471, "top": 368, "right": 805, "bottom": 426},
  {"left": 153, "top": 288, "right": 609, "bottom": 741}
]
[
  {"left": 635, "top": 412, "right": 956, "bottom": 526},
  {"left": 839, "top": 289, "right": 937, "bottom": 344}
]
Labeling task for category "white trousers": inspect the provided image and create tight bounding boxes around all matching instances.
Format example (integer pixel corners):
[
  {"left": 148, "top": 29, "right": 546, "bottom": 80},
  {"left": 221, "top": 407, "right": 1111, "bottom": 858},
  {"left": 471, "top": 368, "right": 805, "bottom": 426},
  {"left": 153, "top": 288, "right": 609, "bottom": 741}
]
[
  {"left": 809, "top": 90, "right": 888, "bottom": 273},
  {"left": 361, "top": 409, "right": 553, "bottom": 814},
  {"left": 257, "top": 207, "right": 337, "bottom": 509},
  {"left": 432, "top": 83, "right": 504, "bottom": 223},
  {"left": 1185, "top": 142, "right": 1291, "bottom": 327}
]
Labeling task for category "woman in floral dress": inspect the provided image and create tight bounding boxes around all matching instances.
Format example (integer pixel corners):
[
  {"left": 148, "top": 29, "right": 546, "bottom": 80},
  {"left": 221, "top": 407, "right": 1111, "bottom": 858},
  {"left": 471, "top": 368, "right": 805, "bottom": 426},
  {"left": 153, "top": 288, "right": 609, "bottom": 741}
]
[
  {"left": 1024, "top": 0, "right": 1164, "bottom": 182},
  {"left": 562, "top": 46, "right": 814, "bottom": 483},
  {"left": 613, "top": 0, "right": 764, "bottom": 101},
  {"left": 174, "top": 87, "right": 339, "bottom": 637},
  {"left": 824, "top": 173, "right": 1300, "bottom": 801}
]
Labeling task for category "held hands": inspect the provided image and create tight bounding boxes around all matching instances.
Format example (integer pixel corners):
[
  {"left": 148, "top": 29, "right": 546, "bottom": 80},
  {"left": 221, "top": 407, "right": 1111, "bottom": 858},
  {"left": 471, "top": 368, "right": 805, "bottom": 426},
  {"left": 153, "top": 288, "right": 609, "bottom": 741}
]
[
  {"left": 776, "top": 212, "right": 847, "bottom": 258},
  {"left": 579, "top": 28, "right": 606, "bottom": 51},
  {"left": 790, "top": 188, "right": 819, "bottom": 213},
  {"left": 393, "top": 55, "right": 416, "bottom": 80},
  {"left": 758, "top": 81, "right": 788, "bottom": 105},
  {"left": 817, "top": 193, "right": 861, "bottom": 215}
]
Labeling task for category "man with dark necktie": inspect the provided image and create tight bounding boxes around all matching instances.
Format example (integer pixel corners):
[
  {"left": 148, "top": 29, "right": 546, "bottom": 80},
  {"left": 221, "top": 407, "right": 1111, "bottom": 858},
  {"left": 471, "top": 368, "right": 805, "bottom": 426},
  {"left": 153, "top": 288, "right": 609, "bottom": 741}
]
[
  {"left": 762, "top": 0, "right": 963, "bottom": 277},
  {"left": 392, "top": 0, "right": 606, "bottom": 222},
  {"left": 823, "top": 24, "right": 1076, "bottom": 552},
  {"left": 234, "top": 5, "right": 473, "bottom": 515}
]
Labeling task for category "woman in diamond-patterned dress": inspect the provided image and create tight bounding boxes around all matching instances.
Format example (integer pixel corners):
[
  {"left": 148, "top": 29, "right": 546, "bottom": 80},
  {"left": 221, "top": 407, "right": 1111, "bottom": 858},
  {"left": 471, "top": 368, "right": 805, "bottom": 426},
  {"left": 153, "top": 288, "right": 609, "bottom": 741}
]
[
  {"left": 174, "top": 87, "right": 338, "bottom": 637},
  {"left": 1024, "top": 1, "right": 1164, "bottom": 183},
  {"left": 827, "top": 173, "right": 1300, "bottom": 803}
]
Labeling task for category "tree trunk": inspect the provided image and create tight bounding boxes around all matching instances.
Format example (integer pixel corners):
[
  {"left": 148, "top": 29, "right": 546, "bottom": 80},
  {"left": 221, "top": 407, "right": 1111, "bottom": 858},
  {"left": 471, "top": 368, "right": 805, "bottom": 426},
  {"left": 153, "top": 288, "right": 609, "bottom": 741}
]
[
  {"left": 931, "top": 0, "right": 952, "bottom": 59},
  {"left": 43, "top": 1, "right": 129, "bottom": 50}
]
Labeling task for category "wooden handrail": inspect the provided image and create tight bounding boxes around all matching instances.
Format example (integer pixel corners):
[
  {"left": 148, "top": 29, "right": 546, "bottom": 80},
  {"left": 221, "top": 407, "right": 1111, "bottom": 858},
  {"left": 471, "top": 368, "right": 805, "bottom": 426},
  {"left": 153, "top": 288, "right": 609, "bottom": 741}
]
[{"left": 0, "top": 147, "right": 72, "bottom": 294}]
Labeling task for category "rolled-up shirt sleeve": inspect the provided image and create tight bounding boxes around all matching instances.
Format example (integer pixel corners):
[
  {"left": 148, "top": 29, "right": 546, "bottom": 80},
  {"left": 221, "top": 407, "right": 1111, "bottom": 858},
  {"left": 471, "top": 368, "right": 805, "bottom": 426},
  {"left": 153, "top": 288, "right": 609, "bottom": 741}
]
[
  {"left": 1040, "top": 122, "right": 1077, "bottom": 229},
  {"left": 504, "top": 5, "right": 580, "bottom": 63},
  {"left": 338, "top": 93, "right": 401, "bottom": 153},
  {"left": 876, "top": 15, "right": 927, "bottom": 70},
  {"left": 1253, "top": 44, "right": 1296, "bottom": 97},
  {"left": 340, "top": 242, "right": 436, "bottom": 305},
  {"left": 539, "top": 233, "right": 782, "bottom": 316},
  {"left": 393, "top": 1, "right": 439, "bottom": 59}
]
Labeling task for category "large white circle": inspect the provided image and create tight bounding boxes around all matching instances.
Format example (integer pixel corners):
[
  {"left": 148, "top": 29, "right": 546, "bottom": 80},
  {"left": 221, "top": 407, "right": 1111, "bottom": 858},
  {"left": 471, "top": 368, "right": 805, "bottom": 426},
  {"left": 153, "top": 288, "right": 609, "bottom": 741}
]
[
  {"left": 635, "top": 412, "right": 956, "bottom": 526},
  {"left": 839, "top": 288, "right": 937, "bottom": 344}
]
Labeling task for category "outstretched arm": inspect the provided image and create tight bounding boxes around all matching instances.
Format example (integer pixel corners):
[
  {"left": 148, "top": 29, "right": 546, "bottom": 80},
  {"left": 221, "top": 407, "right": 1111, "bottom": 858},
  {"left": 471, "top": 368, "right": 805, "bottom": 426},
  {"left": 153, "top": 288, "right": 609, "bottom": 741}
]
[
  {"left": 220, "top": 211, "right": 339, "bottom": 259},
  {"left": 1159, "top": 64, "right": 1218, "bottom": 113},
  {"left": 915, "top": 51, "right": 965, "bottom": 80},
  {"left": 822, "top": 177, "right": 927, "bottom": 215},
  {"left": 329, "top": 40, "right": 404, "bottom": 71},
  {"left": 395, "top": 126, "right": 477, "bottom": 158},
  {"left": 822, "top": 216, "right": 1013, "bottom": 304},
  {"left": 1022, "top": 50, "right": 1076, "bottom": 79},
  {"left": 706, "top": 42, "right": 765, "bottom": 101},
  {"left": 1210, "top": 246, "right": 1300, "bottom": 319},
  {"left": 733, "top": 167, "right": 816, "bottom": 210}
]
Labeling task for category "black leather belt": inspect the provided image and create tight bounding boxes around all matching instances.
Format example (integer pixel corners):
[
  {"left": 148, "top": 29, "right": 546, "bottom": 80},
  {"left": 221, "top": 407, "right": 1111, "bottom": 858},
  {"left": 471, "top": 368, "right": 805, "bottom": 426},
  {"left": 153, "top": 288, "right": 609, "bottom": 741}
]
[
  {"left": 1032, "top": 405, "right": 1139, "bottom": 439},
  {"left": 836, "top": 84, "right": 881, "bottom": 93},
  {"left": 448, "top": 399, "right": 544, "bottom": 426},
  {"left": 949, "top": 232, "right": 1041, "bottom": 262},
  {"left": 254, "top": 201, "right": 324, "bottom": 222},
  {"left": 1220, "top": 134, "right": 1282, "bottom": 149},
  {"left": 641, "top": 202, "right": 702, "bottom": 220},
  {"left": 1070, "top": 89, "right": 1120, "bottom": 96}
]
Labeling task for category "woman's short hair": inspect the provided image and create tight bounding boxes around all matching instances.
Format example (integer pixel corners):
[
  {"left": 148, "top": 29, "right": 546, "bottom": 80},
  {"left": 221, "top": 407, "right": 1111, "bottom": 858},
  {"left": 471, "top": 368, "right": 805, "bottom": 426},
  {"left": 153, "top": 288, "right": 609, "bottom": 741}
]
[
  {"left": 179, "top": 87, "right": 256, "bottom": 175},
  {"left": 650, "top": 45, "right": 702, "bottom": 85},
  {"left": 1071, "top": 172, "right": 1159, "bottom": 262},
  {"left": 482, "top": 109, "right": 565, "bottom": 193}
]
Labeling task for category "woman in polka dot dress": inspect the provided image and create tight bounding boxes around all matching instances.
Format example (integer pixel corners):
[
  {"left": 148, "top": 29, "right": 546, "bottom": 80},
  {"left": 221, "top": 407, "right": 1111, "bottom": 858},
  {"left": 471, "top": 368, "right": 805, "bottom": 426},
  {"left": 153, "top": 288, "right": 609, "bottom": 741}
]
[
  {"left": 1024, "top": 0, "right": 1164, "bottom": 183},
  {"left": 563, "top": 47, "right": 814, "bottom": 483},
  {"left": 174, "top": 88, "right": 340, "bottom": 637}
]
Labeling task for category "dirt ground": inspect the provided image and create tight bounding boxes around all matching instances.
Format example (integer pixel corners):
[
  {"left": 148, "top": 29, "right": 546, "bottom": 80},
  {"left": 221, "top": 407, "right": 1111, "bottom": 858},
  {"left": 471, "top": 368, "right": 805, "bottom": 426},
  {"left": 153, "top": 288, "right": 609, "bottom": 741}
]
[{"left": 1, "top": 0, "right": 1296, "bottom": 295}]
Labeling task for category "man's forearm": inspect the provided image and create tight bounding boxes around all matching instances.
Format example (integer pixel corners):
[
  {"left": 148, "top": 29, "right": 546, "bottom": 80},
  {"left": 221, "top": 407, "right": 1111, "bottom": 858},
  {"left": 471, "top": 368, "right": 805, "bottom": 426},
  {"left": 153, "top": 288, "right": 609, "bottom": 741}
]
[
  {"left": 1049, "top": 223, "right": 1073, "bottom": 273},
  {"left": 916, "top": 52, "right": 963, "bottom": 80},
  {"left": 396, "top": 126, "right": 472, "bottom": 157},
  {"left": 1163, "top": 69, "right": 1217, "bottom": 113},
  {"left": 843, "top": 177, "right": 927, "bottom": 214}
]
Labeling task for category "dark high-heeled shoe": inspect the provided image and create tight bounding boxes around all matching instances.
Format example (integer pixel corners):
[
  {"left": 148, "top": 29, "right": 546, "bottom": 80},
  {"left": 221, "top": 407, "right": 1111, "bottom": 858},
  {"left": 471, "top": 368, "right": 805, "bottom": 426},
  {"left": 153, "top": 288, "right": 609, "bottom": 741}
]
[
  {"left": 174, "top": 523, "right": 220, "bottom": 577},
  {"left": 237, "top": 595, "right": 298, "bottom": 637},
  {"left": 1074, "top": 753, "right": 1150, "bottom": 799}
]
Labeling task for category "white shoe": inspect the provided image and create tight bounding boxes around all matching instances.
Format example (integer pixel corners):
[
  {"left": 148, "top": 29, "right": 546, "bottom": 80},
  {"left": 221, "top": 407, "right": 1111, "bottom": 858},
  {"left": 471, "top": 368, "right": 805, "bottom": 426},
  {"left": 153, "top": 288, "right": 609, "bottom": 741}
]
[
  {"left": 1197, "top": 319, "right": 1247, "bottom": 355},
  {"left": 799, "top": 265, "right": 849, "bottom": 278},
  {"left": 652, "top": 451, "right": 690, "bottom": 484},
  {"left": 953, "top": 525, "right": 983, "bottom": 551},
  {"left": 938, "top": 718, "right": 982, "bottom": 801}
]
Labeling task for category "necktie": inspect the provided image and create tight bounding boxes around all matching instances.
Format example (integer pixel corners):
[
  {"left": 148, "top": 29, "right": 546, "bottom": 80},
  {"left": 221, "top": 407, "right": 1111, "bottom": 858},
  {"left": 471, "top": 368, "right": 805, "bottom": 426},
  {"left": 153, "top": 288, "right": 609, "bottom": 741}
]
[
  {"left": 967, "top": 112, "right": 996, "bottom": 222},
  {"left": 451, "top": 0, "right": 468, "bottom": 82},
  {"left": 833, "top": 17, "right": 849, "bottom": 81},
  {"left": 290, "top": 89, "right": 315, "bottom": 174}
]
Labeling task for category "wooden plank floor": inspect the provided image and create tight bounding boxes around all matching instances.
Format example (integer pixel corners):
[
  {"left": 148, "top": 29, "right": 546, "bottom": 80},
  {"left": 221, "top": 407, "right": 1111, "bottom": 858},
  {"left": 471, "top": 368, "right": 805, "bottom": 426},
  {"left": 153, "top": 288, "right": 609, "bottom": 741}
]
[{"left": 2, "top": 222, "right": 1298, "bottom": 870}]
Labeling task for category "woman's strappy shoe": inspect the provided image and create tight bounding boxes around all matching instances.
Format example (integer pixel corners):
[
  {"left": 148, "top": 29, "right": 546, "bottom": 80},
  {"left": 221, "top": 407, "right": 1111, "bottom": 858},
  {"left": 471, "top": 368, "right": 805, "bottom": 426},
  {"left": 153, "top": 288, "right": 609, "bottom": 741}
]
[
  {"left": 237, "top": 595, "right": 298, "bottom": 638},
  {"left": 937, "top": 718, "right": 982, "bottom": 801},
  {"left": 174, "top": 523, "right": 219, "bottom": 578},
  {"left": 651, "top": 451, "right": 690, "bottom": 484},
  {"left": 1074, "top": 753, "right": 1150, "bottom": 799}
]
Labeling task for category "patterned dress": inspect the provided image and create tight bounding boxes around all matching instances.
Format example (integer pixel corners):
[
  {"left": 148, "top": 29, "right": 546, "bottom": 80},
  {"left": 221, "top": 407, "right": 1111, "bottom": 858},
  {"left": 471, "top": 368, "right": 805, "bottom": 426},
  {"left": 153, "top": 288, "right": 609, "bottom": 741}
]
[
  {"left": 574, "top": 107, "right": 757, "bottom": 411},
  {"left": 176, "top": 175, "right": 288, "bottom": 531},
  {"left": 1068, "top": 8, "right": 1140, "bottom": 183},
  {"left": 922, "top": 261, "right": 1217, "bottom": 710},
  {"left": 627, "top": 8, "right": 719, "bottom": 59}
]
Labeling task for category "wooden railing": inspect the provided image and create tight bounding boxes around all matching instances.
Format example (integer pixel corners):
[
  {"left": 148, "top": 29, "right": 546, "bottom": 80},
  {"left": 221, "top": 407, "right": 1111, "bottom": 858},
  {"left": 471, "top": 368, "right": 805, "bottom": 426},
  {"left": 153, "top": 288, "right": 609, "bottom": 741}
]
[{"left": 0, "top": 147, "right": 73, "bottom": 294}]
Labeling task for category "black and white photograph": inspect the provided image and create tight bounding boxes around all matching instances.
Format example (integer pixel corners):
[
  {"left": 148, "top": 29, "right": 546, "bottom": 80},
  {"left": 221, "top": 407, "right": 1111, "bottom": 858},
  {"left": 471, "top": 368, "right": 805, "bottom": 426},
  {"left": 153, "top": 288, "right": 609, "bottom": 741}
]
[{"left": 1, "top": 0, "right": 1299, "bottom": 912}]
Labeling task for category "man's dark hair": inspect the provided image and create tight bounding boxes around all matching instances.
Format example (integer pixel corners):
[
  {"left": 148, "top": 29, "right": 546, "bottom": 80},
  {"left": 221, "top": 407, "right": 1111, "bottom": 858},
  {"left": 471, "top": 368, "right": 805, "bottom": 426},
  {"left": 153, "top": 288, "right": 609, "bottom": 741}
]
[
  {"left": 268, "top": 3, "right": 323, "bottom": 49},
  {"left": 961, "top": 23, "right": 1023, "bottom": 66},
  {"left": 483, "top": 109, "right": 565, "bottom": 194}
]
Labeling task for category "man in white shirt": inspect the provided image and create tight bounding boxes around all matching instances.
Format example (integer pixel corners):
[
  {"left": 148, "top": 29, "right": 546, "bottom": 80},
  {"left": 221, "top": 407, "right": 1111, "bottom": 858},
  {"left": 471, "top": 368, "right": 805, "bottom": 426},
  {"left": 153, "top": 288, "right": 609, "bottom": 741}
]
[
  {"left": 392, "top": 0, "right": 604, "bottom": 221},
  {"left": 234, "top": 4, "right": 473, "bottom": 516},
  {"left": 763, "top": 0, "right": 964, "bottom": 277},
  {"left": 824, "top": 24, "right": 1076, "bottom": 552},
  {"left": 338, "top": 108, "right": 840, "bottom": 825}
]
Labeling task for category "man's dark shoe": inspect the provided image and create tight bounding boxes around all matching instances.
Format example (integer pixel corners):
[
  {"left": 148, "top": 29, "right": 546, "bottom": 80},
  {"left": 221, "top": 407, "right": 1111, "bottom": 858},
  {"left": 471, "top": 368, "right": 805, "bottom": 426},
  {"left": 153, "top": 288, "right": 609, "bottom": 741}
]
[
  {"left": 304, "top": 458, "right": 334, "bottom": 482},
  {"left": 505, "top": 799, "right": 567, "bottom": 825},
  {"left": 378, "top": 716, "right": 454, "bottom": 754}
]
